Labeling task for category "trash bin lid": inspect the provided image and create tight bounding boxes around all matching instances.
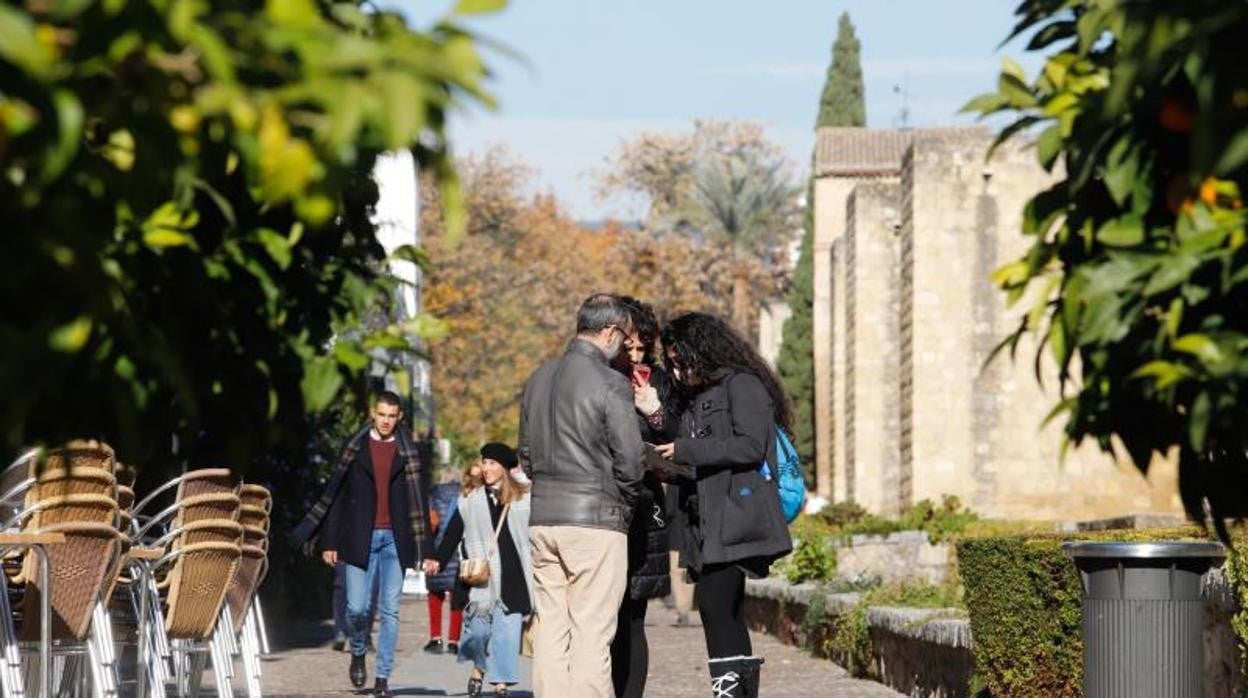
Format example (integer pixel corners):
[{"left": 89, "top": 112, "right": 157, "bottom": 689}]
[{"left": 1061, "top": 540, "right": 1226, "bottom": 560}]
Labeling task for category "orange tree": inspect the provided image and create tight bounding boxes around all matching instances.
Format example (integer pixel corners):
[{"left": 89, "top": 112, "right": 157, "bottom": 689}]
[
  {"left": 970, "top": 1, "right": 1248, "bottom": 520},
  {"left": 0, "top": 0, "right": 500, "bottom": 475}
]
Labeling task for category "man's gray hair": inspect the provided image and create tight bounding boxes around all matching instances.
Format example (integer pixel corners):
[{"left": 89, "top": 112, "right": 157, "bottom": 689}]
[{"left": 576, "top": 293, "right": 631, "bottom": 335}]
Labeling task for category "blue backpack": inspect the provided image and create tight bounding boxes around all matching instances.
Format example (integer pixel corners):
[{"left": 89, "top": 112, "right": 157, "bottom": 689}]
[{"left": 759, "top": 426, "right": 806, "bottom": 523}]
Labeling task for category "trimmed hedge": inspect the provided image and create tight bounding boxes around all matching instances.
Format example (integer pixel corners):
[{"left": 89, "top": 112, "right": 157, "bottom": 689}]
[{"left": 956, "top": 527, "right": 1209, "bottom": 697}]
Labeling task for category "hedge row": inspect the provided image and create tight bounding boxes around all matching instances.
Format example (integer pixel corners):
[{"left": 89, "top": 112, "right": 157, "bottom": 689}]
[{"left": 956, "top": 527, "right": 1219, "bottom": 697}]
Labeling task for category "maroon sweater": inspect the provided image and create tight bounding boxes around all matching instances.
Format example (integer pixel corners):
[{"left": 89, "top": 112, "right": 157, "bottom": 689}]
[{"left": 369, "top": 437, "right": 397, "bottom": 529}]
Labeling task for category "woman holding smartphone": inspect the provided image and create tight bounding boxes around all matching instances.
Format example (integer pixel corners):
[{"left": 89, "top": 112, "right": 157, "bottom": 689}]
[
  {"left": 654, "top": 312, "right": 793, "bottom": 698},
  {"left": 606, "top": 297, "right": 677, "bottom": 698}
]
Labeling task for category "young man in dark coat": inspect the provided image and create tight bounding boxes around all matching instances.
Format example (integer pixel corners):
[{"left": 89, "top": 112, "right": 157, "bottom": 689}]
[{"left": 294, "top": 391, "right": 433, "bottom": 698}]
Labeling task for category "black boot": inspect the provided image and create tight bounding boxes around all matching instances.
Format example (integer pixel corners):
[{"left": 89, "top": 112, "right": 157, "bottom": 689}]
[
  {"left": 349, "top": 653, "right": 367, "bottom": 689},
  {"left": 373, "top": 678, "right": 392, "bottom": 697},
  {"left": 707, "top": 656, "right": 763, "bottom": 698}
]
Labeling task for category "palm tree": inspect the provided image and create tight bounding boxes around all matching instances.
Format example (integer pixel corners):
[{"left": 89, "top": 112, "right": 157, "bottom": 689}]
[{"left": 692, "top": 145, "right": 798, "bottom": 331}]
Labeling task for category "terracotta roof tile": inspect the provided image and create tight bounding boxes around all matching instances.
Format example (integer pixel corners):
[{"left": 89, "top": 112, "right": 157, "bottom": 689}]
[{"left": 815, "top": 126, "right": 992, "bottom": 177}]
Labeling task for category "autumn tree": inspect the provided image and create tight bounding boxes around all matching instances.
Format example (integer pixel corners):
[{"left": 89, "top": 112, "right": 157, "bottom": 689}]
[
  {"left": 598, "top": 120, "right": 799, "bottom": 332},
  {"left": 424, "top": 148, "right": 780, "bottom": 458}
]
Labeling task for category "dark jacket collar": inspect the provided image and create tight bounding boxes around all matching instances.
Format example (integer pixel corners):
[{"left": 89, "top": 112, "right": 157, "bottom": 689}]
[{"left": 566, "top": 337, "right": 608, "bottom": 363}]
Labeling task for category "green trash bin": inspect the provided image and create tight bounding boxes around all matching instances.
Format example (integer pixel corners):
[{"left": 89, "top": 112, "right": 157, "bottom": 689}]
[{"left": 1063, "top": 541, "right": 1226, "bottom": 698}]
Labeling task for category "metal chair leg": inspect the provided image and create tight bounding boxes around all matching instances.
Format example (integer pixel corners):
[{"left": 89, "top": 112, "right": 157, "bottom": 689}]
[
  {"left": 251, "top": 597, "right": 270, "bottom": 656},
  {"left": 240, "top": 611, "right": 262, "bottom": 698}
]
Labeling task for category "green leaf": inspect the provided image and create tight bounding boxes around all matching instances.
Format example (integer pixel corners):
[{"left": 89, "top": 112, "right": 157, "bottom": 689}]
[
  {"left": 256, "top": 228, "right": 292, "bottom": 270},
  {"left": 48, "top": 316, "right": 93, "bottom": 353},
  {"left": 1173, "top": 333, "right": 1223, "bottom": 365},
  {"left": 1103, "top": 138, "right": 1138, "bottom": 207},
  {"left": 300, "top": 356, "right": 344, "bottom": 412},
  {"left": 1095, "top": 215, "right": 1144, "bottom": 247},
  {"left": 143, "top": 229, "right": 195, "bottom": 248},
  {"left": 0, "top": 6, "right": 55, "bottom": 78},
  {"left": 1214, "top": 131, "right": 1248, "bottom": 176},
  {"left": 453, "top": 0, "right": 507, "bottom": 15},
  {"left": 960, "top": 92, "right": 1007, "bottom": 115},
  {"left": 333, "top": 342, "right": 370, "bottom": 372},
  {"left": 1035, "top": 124, "right": 1062, "bottom": 170},
  {"left": 1188, "top": 391, "right": 1211, "bottom": 451},
  {"left": 1131, "top": 360, "right": 1192, "bottom": 389},
  {"left": 388, "top": 244, "right": 431, "bottom": 271},
  {"left": 41, "top": 91, "right": 84, "bottom": 184},
  {"left": 1142, "top": 254, "right": 1200, "bottom": 296}
]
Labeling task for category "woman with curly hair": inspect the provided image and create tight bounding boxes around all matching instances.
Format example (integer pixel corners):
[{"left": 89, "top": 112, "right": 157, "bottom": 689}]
[
  {"left": 654, "top": 312, "right": 793, "bottom": 698},
  {"left": 608, "top": 297, "right": 676, "bottom": 698}
]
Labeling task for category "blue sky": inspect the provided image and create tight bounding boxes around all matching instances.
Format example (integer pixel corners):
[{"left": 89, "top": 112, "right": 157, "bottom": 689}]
[{"left": 393, "top": 1, "right": 1040, "bottom": 220}]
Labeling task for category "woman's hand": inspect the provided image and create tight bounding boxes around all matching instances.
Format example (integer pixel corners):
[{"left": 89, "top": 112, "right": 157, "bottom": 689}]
[
  {"left": 634, "top": 384, "right": 661, "bottom": 416},
  {"left": 655, "top": 443, "right": 676, "bottom": 459},
  {"left": 422, "top": 559, "right": 440, "bottom": 576}
]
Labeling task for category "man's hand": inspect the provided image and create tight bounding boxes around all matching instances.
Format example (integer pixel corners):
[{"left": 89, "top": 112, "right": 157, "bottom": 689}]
[
  {"left": 422, "top": 559, "right": 441, "bottom": 576},
  {"left": 634, "top": 385, "right": 661, "bottom": 416},
  {"left": 655, "top": 443, "right": 676, "bottom": 459},
  {"left": 322, "top": 550, "right": 338, "bottom": 566}
]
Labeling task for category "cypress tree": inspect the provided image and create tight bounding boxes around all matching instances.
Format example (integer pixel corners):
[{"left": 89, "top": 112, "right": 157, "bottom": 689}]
[
  {"left": 778, "top": 11, "right": 865, "bottom": 484},
  {"left": 818, "top": 13, "right": 866, "bottom": 128}
]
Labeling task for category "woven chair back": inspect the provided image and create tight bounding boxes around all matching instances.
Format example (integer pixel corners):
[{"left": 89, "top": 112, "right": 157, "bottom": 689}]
[
  {"left": 163, "top": 541, "right": 242, "bottom": 640},
  {"left": 174, "top": 469, "right": 235, "bottom": 502},
  {"left": 41, "top": 440, "right": 117, "bottom": 474},
  {"left": 28, "top": 494, "right": 118, "bottom": 529},
  {"left": 29, "top": 467, "right": 117, "bottom": 505},
  {"left": 226, "top": 543, "right": 268, "bottom": 631},
  {"left": 18, "top": 522, "right": 120, "bottom": 641},
  {"left": 238, "top": 485, "right": 272, "bottom": 513}
]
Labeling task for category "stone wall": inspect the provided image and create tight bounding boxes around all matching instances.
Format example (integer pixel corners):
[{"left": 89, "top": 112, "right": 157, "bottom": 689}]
[
  {"left": 834, "top": 531, "right": 952, "bottom": 586},
  {"left": 813, "top": 177, "right": 857, "bottom": 499},
  {"left": 844, "top": 182, "right": 903, "bottom": 515},
  {"left": 814, "top": 125, "right": 1183, "bottom": 521}
]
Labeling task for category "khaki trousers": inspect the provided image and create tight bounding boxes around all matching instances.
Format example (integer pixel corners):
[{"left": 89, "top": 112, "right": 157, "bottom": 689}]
[
  {"left": 530, "top": 525, "right": 628, "bottom": 698},
  {"left": 669, "top": 550, "right": 695, "bottom": 614}
]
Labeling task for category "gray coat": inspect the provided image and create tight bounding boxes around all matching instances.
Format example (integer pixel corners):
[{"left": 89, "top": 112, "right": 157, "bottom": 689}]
[
  {"left": 519, "top": 339, "right": 644, "bottom": 533},
  {"left": 671, "top": 372, "right": 793, "bottom": 572}
]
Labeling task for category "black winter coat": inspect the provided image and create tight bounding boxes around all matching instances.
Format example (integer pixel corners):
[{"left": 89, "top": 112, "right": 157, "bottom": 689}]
[
  {"left": 322, "top": 438, "right": 426, "bottom": 571},
  {"left": 623, "top": 364, "right": 677, "bottom": 601},
  {"left": 670, "top": 371, "right": 792, "bottom": 573}
]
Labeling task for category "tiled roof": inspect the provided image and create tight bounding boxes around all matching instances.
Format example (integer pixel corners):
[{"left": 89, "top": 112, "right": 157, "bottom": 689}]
[{"left": 815, "top": 126, "right": 992, "bottom": 177}]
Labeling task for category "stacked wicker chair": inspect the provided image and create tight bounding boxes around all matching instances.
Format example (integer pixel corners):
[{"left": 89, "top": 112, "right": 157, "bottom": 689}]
[
  {"left": 0, "top": 450, "right": 274, "bottom": 698},
  {"left": 224, "top": 485, "right": 271, "bottom": 698},
  {"left": 0, "top": 440, "right": 125, "bottom": 697},
  {"left": 131, "top": 469, "right": 243, "bottom": 697}
]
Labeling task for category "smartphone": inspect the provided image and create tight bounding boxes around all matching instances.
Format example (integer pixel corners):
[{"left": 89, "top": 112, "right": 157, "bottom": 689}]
[{"left": 632, "top": 363, "right": 652, "bottom": 387}]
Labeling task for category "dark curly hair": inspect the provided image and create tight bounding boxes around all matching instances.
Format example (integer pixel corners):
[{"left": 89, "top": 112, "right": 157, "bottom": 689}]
[
  {"left": 617, "top": 295, "right": 660, "bottom": 363},
  {"left": 660, "top": 312, "right": 793, "bottom": 434}
]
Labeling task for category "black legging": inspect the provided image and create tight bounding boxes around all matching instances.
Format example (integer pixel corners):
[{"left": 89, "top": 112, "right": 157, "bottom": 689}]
[
  {"left": 610, "top": 595, "right": 650, "bottom": 698},
  {"left": 695, "top": 563, "right": 751, "bottom": 659}
]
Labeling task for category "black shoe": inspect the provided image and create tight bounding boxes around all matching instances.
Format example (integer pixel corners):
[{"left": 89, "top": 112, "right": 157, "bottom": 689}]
[
  {"left": 467, "top": 675, "right": 483, "bottom": 698},
  {"left": 349, "top": 653, "right": 367, "bottom": 689},
  {"left": 423, "top": 638, "right": 444, "bottom": 654},
  {"left": 373, "top": 678, "right": 392, "bottom": 697},
  {"left": 447, "top": 641, "right": 459, "bottom": 655},
  {"left": 332, "top": 633, "right": 347, "bottom": 652}
]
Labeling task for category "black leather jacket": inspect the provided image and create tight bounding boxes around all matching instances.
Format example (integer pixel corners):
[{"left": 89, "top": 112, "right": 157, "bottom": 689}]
[{"left": 519, "top": 339, "right": 644, "bottom": 533}]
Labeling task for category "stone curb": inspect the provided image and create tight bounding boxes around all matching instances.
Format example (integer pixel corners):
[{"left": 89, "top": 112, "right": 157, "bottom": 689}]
[{"left": 865, "top": 606, "right": 973, "bottom": 649}]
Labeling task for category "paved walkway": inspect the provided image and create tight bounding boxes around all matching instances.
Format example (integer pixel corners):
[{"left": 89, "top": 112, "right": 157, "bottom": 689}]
[{"left": 258, "top": 595, "right": 902, "bottom": 697}]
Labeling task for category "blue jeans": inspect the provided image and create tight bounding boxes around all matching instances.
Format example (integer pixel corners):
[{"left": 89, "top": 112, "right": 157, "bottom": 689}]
[
  {"left": 345, "top": 529, "right": 404, "bottom": 678},
  {"left": 459, "top": 605, "right": 523, "bottom": 685}
]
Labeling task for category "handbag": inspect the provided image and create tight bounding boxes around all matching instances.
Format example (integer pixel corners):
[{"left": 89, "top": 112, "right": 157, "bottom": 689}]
[{"left": 458, "top": 500, "right": 510, "bottom": 587}]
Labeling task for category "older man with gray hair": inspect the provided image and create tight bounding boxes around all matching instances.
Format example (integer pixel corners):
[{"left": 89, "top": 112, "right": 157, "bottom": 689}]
[{"left": 519, "top": 293, "right": 644, "bottom": 698}]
